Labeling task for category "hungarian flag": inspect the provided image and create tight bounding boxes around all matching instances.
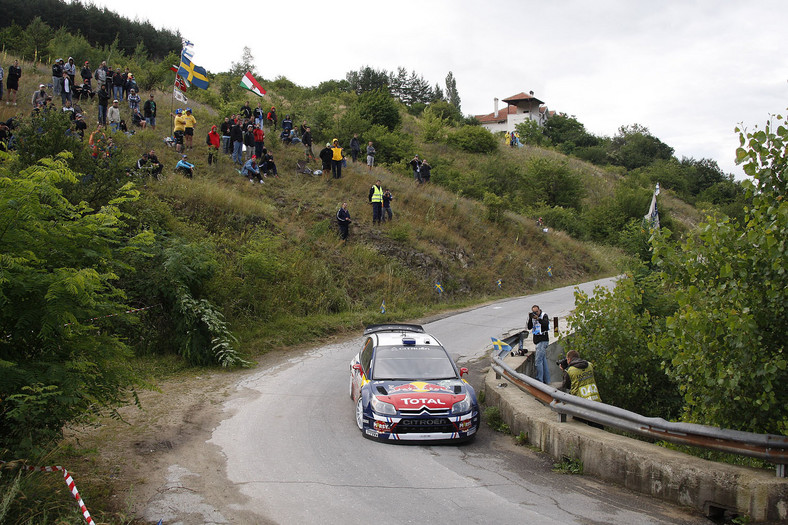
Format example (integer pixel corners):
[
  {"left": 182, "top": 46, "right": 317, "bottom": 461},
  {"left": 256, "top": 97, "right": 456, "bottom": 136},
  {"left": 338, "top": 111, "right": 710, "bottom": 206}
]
[
  {"left": 240, "top": 71, "right": 266, "bottom": 97},
  {"left": 171, "top": 65, "right": 189, "bottom": 90}
]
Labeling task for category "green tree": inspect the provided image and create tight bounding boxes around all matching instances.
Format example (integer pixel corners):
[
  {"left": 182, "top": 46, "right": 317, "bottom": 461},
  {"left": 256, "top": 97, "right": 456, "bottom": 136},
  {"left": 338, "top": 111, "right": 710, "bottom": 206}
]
[
  {"left": 445, "top": 71, "right": 461, "bottom": 112},
  {"left": 609, "top": 124, "right": 674, "bottom": 170},
  {"left": 355, "top": 88, "right": 401, "bottom": 131},
  {"left": 446, "top": 125, "right": 497, "bottom": 154},
  {"left": 543, "top": 114, "right": 598, "bottom": 148},
  {"left": 515, "top": 119, "right": 549, "bottom": 147},
  {"left": 346, "top": 65, "right": 390, "bottom": 95},
  {"left": 0, "top": 153, "right": 152, "bottom": 457}
]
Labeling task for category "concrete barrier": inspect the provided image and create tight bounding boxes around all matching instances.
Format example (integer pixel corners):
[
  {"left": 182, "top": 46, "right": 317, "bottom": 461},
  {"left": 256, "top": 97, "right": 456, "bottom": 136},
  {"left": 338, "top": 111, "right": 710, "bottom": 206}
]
[{"left": 484, "top": 368, "right": 788, "bottom": 522}]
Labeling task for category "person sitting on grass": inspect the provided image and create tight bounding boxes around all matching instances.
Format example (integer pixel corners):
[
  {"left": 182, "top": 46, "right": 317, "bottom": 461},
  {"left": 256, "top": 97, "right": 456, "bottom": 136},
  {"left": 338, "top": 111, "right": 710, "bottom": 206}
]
[
  {"left": 242, "top": 155, "right": 264, "bottom": 184},
  {"left": 175, "top": 154, "right": 194, "bottom": 178},
  {"left": 261, "top": 148, "right": 278, "bottom": 177}
]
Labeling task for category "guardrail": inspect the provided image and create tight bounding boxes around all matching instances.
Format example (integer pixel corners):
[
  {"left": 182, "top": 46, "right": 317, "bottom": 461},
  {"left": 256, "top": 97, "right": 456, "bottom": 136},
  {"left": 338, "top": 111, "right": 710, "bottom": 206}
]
[{"left": 490, "top": 337, "right": 788, "bottom": 478}]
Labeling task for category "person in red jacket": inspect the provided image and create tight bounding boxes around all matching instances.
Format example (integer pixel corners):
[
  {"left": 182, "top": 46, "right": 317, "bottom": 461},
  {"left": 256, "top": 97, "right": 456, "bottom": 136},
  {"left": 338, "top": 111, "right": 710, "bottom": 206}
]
[
  {"left": 253, "top": 124, "right": 265, "bottom": 159},
  {"left": 266, "top": 106, "right": 277, "bottom": 131},
  {"left": 207, "top": 125, "right": 221, "bottom": 166}
]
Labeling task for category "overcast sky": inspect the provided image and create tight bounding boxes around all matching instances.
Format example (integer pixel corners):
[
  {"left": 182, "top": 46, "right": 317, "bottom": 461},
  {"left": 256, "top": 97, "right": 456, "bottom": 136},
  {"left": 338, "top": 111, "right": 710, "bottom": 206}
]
[{"left": 91, "top": 0, "right": 787, "bottom": 177}]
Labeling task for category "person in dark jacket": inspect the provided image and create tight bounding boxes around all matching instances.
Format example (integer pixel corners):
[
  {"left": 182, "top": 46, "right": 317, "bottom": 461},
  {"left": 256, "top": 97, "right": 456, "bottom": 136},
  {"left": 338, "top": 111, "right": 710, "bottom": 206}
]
[
  {"left": 266, "top": 106, "right": 277, "bottom": 130},
  {"left": 368, "top": 179, "right": 383, "bottom": 225},
  {"left": 527, "top": 305, "right": 551, "bottom": 384},
  {"left": 349, "top": 133, "right": 361, "bottom": 162},
  {"left": 382, "top": 189, "right": 393, "bottom": 222},
  {"left": 97, "top": 85, "right": 110, "bottom": 125},
  {"left": 409, "top": 154, "right": 422, "bottom": 183},
  {"left": 319, "top": 142, "right": 333, "bottom": 181},
  {"left": 81, "top": 61, "right": 92, "bottom": 87},
  {"left": 419, "top": 158, "right": 432, "bottom": 183},
  {"left": 243, "top": 125, "right": 255, "bottom": 161},
  {"left": 230, "top": 118, "right": 244, "bottom": 165},
  {"left": 302, "top": 126, "right": 315, "bottom": 160},
  {"left": 336, "top": 202, "right": 351, "bottom": 241},
  {"left": 111, "top": 68, "right": 125, "bottom": 103}
]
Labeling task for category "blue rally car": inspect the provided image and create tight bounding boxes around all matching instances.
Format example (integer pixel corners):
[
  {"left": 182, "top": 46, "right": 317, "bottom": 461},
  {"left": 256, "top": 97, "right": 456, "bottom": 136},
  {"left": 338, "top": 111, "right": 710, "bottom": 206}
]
[{"left": 349, "top": 324, "right": 480, "bottom": 442}]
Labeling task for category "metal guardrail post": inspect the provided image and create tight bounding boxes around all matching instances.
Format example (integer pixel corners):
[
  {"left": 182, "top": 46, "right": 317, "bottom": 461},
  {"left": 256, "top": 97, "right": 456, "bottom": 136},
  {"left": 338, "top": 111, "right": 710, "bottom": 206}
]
[
  {"left": 553, "top": 316, "right": 559, "bottom": 337},
  {"left": 777, "top": 464, "right": 786, "bottom": 478}
]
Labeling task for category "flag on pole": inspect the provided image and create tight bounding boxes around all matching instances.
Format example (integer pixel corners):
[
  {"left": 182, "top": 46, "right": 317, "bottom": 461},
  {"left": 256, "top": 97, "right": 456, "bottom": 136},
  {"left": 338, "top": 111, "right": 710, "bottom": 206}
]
[
  {"left": 434, "top": 282, "right": 443, "bottom": 294},
  {"left": 380, "top": 300, "right": 386, "bottom": 314},
  {"left": 491, "top": 337, "right": 512, "bottom": 359},
  {"left": 240, "top": 71, "right": 266, "bottom": 97},
  {"left": 643, "top": 182, "right": 660, "bottom": 229},
  {"left": 173, "top": 87, "right": 188, "bottom": 104},
  {"left": 547, "top": 266, "right": 553, "bottom": 277},
  {"left": 177, "top": 51, "right": 209, "bottom": 90},
  {"left": 496, "top": 279, "right": 502, "bottom": 289},
  {"left": 170, "top": 65, "right": 189, "bottom": 90}
]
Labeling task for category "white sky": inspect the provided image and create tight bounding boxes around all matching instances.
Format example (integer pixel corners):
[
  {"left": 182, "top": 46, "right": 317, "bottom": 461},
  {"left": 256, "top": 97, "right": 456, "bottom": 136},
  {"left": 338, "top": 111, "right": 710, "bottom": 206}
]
[{"left": 91, "top": 0, "right": 788, "bottom": 177}]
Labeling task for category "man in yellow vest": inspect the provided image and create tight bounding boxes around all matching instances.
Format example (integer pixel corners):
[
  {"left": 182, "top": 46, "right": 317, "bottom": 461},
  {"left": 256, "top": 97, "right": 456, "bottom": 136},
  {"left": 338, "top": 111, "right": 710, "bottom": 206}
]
[
  {"left": 368, "top": 179, "right": 383, "bottom": 225},
  {"left": 331, "top": 138, "right": 343, "bottom": 179},
  {"left": 560, "top": 350, "right": 602, "bottom": 402}
]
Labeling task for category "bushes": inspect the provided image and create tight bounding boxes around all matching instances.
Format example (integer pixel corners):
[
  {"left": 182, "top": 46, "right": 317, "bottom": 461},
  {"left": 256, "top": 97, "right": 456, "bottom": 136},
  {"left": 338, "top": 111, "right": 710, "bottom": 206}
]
[{"left": 446, "top": 125, "right": 497, "bottom": 154}]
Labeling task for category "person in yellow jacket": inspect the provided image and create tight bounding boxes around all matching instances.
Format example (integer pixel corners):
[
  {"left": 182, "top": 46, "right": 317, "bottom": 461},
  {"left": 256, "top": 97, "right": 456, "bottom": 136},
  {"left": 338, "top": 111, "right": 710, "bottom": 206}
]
[
  {"left": 183, "top": 107, "right": 197, "bottom": 150},
  {"left": 560, "top": 350, "right": 602, "bottom": 402},
  {"left": 331, "top": 138, "right": 344, "bottom": 179},
  {"left": 171, "top": 108, "right": 187, "bottom": 153},
  {"left": 368, "top": 179, "right": 383, "bottom": 225}
]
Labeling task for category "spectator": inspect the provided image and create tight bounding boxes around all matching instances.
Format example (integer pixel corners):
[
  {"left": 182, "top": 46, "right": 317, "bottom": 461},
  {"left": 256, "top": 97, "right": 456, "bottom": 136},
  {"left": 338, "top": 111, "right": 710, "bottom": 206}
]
[
  {"left": 242, "top": 155, "right": 263, "bottom": 183},
  {"left": 560, "top": 350, "right": 602, "bottom": 402},
  {"left": 302, "top": 126, "right": 315, "bottom": 161},
  {"left": 527, "top": 305, "right": 551, "bottom": 385},
  {"left": 88, "top": 124, "right": 106, "bottom": 158},
  {"left": 220, "top": 116, "right": 232, "bottom": 154},
  {"left": 111, "top": 67, "right": 124, "bottom": 103},
  {"left": 349, "top": 133, "right": 361, "bottom": 162},
  {"left": 64, "top": 57, "right": 76, "bottom": 86},
  {"left": 230, "top": 117, "right": 244, "bottom": 165},
  {"left": 148, "top": 149, "right": 163, "bottom": 178},
  {"left": 253, "top": 102, "right": 264, "bottom": 128},
  {"left": 175, "top": 154, "right": 194, "bottom": 178},
  {"left": 331, "top": 138, "right": 343, "bottom": 179},
  {"left": 62, "top": 99, "right": 75, "bottom": 119},
  {"left": 131, "top": 107, "right": 146, "bottom": 129},
  {"left": 288, "top": 129, "right": 301, "bottom": 145},
  {"left": 80, "top": 61, "right": 92, "bottom": 88},
  {"left": 97, "top": 85, "right": 110, "bottom": 124},
  {"left": 94, "top": 61, "right": 108, "bottom": 87},
  {"left": 266, "top": 106, "right": 277, "bottom": 130},
  {"left": 31, "top": 84, "right": 47, "bottom": 108},
  {"left": 419, "top": 158, "right": 432, "bottom": 183},
  {"left": 299, "top": 119, "right": 309, "bottom": 136},
  {"left": 253, "top": 124, "right": 265, "bottom": 159},
  {"left": 282, "top": 114, "right": 293, "bottom": 132},
  {"left": 382, "top": 189, "right": 393, "bottom": 222},
  {"left": 280, "top": 128, "right": 291, "bottom": 145},
  {"left": 319, "top": 142, "right": 333, "bottom": 180},
  {"left": 107, "top": 100, "right": 121, "bottom": 132},
  {"left": 336, "top": 202, "right": 351, "bottom": 241},
  {"left": 77, "top": 80, "right": 93, "bottom": 102},
  {"left": 52, "top": 59, "right": 64, "bottom": 97},
  {"left": 206, "top": 125, "right": 220, "bottom": 166},
  {"left": 409, "top": 154, "right": 422, "bottom": 184},
  {"left": 60, "top": 71, "right": 73, "bottom": 106},
  {"left": 244, "top": 125, "right": 255, "bottom": 161},
  {"left": 261, "top": 148, "right": 278, "bottom": 177},
  {"left": 135, "top": 152, "right": 151, "bottom": 174},
  {"left": 125, "top": 74, "right": 138, "bottom": 99},
  {"left": 368, "top": 179, "right": 383, "bottom": 226},
  {"left": 240, "top": 101, "right": 252, "bottom": 119},
  {"left": 128, "top": 89, "right": 141, "bottom": 111},
  {"left": 73, "top": 113, "right": 87, "bottom": 139},
  {"left": 6, "top": 59, "right": 21, "bottom": 106},
  {"left": 171, "top": 108, "right": 187, "bottom": 153},
  {"left": 143, "top": 93, "right": 157, "bottom": 129},
  {"left": 366, "top": 141, "right": 375, "bottom": 171},
  {"left": 183, "top": 107, "right": 197, "bottom": 150}
]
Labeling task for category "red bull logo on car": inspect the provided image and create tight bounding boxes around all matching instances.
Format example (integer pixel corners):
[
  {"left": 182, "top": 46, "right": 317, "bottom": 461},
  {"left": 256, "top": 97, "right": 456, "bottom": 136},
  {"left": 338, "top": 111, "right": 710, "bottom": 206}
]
[{"left": 388, "top": 381, "right": 452, "bottom": 394}]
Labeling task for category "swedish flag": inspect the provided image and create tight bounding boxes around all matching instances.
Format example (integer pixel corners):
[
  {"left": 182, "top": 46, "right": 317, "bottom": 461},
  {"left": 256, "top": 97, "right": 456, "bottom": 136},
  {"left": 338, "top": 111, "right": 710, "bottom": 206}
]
[
  {"left": 380, "top": 300, "right": 386, "bottom": 314},
  {"left": 491, "top": 337, "right": 512, "bottom": 359},
  {"left": 434, "top": 282, "right": 443, "bottom": 294},
  {"left": 177, "top": 52, "right": 209, "bottom": 90}
]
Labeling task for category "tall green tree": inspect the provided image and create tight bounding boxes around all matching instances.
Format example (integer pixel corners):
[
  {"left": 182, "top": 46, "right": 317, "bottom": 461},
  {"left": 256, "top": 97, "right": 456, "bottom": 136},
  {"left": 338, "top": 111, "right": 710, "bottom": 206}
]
[{"left": 445, "top": 71, "right": 461, "bottom": 112}]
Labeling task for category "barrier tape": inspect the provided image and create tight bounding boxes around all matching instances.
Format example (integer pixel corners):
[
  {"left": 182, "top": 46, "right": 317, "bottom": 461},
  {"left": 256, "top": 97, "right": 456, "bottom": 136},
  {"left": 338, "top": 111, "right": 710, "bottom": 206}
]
[
  {"left": 64, "top": 304, "right": 161, "bottom": 327},
  {"left": 0, "top": 461, "right": 94, "bottom": 524}
]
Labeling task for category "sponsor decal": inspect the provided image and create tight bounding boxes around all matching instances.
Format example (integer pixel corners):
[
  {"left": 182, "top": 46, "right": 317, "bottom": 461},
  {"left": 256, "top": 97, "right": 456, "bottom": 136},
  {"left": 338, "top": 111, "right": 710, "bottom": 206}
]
[
  {"left": 365, "top": 429, "right": 379, "bottom": 438},
  {"left": 389, "top": 381, "right": 452, "bottom": 394}
]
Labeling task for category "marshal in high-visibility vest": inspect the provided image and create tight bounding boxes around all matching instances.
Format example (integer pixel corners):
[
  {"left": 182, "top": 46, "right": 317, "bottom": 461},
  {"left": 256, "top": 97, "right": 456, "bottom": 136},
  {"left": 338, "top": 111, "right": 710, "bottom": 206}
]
[{"left": 561, "top": 350, "right": 602, "bottom": 402}]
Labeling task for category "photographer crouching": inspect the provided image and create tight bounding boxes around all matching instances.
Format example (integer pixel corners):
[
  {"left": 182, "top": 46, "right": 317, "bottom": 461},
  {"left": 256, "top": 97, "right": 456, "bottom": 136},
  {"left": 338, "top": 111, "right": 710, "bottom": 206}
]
[
  {"left": 526, "top": 305, "right": 551, "bottom": 384},
  {"left": 559, "top": 350, "right": 601, "bottom": 402}
]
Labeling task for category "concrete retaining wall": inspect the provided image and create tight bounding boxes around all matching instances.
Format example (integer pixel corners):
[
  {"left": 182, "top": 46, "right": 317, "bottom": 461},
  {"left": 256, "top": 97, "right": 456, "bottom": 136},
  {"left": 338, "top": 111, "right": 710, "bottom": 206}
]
[{"left": 484, "top": 369, "right": 788, "bottom": 522}]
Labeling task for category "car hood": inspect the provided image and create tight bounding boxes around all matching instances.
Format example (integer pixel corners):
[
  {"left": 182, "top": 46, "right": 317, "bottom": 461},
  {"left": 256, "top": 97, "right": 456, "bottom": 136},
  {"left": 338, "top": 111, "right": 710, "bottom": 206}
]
[{"left": 370, "top": 380, "right": 471, "bottom": 411}]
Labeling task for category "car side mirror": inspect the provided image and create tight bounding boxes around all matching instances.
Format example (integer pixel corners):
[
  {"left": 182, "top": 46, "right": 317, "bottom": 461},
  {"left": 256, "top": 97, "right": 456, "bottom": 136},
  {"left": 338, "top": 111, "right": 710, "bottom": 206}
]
[
  {"left": 459, "top": 367, "right": 469, "bottom": 377},
  {"left": 352, "top": 364, "right": 363, "bottom": 373}
]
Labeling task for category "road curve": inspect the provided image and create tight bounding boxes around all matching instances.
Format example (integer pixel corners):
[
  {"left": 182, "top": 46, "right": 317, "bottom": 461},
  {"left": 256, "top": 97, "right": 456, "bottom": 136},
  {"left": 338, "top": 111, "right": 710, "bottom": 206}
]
[{"left": 192, "top": 277, "right": 705, "bottom": 524}]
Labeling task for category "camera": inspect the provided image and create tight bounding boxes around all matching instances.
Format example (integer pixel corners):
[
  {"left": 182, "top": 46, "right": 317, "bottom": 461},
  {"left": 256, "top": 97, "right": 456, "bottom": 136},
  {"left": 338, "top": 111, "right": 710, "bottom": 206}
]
[{"left": 556, "top": 358, "right": 568, "bottom": 369}]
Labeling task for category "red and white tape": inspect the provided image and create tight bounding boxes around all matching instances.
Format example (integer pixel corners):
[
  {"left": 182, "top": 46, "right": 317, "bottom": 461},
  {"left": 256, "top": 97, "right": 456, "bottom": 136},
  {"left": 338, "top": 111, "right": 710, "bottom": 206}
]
[
  {"left": 0, "top": 462, "right": 94, "bottom": 524},
  {"left": 65, "top": 303, "right": 160, "bottom": 326}
]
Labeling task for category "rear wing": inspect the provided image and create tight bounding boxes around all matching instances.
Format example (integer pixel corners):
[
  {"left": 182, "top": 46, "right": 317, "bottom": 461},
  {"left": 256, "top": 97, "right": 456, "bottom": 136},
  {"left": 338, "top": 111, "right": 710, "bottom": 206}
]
[{"left": 363, "top": 324, "right": 425, "bottom": 336}]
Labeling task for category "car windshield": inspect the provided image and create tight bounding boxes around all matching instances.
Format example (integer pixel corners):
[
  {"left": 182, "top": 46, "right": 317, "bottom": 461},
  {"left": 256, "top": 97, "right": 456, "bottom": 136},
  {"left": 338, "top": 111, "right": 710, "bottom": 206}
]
[{"left": 371, "top": 345, "right": 457, "bottom": 380}]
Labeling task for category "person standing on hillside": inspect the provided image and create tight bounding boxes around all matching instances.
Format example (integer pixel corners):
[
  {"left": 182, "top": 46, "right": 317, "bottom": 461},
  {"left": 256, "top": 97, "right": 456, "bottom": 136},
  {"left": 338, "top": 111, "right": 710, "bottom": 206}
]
[
  {"left": 52, "top": 59, "right": 64, "bottom": 98},
  {"left": 81, "top": 61, "right": 92, "bottom": 88},
  {"left": 349, "top": 133, "right": 361, "bottom": 163},
  {"left": 97, "top": 84, "right": 110, "bottom": 125},
  {"left": 32, "top": 84, "right": 47, "bottom": 109},
  {"left": 366, "top": 141, "right": 375, "bottom": 171},
  {"left": 319, "top": 142, "right": 333, "bottom": 180},
  {"left": 111, "top": 67, "right": 124, "bottom": 103},
  {"left": 368, "top": 179, "right": 383, "bottom": 226},
  {"left": 6, "top": 59, "right": 21, "bottom": 106},
  {"left": 143, "top": 93, "right": 157, "bottom": 129},
  {"left": 527, "top": 305, "right": 551, "bottom": 384},
  {"left": 419, "top": 158, "right": 432, "bottom": 183},
  {"left": 207, "top": 124, "right": 221, "bottom": 166},
  {"left": 253, "top": 123, "right": 265, "bottom": 160},
  {"left": 266, "top": 106, "right": 277, "bottom": 131},
  {"left": 240, "top": 101, "right": 252, "bottom": 120},
  {"left": 409, "top": 154, "right": 422, "bottom": 184},
  {"left": 382, "top": 189, "right": 393, "bottom": 222},
  {"left": 336, "top": 202, "right": 351, "bottom": 241},
  {"left": 60, "top": 71, "right": 73, "bottom": 106},
  {"left": 171, "top": 108, "right": 187, "bottom": 153},
  {"left": 107, "top": 99, "right": 121, "bottom": 132},
  {"left": 127, "top": 89, "right": 141, "bottom": 112},
  {"left": 302, "top": 126, "right": 315, "bottom": 161},
  {"left": 230, "top": 117, "right": 244, "bottom": 165},
  {"left": 331, "top": 138, "right": 344, "bottom": 179},
  {"left": 253, "top": 103, "right": 264, "bottom": 128},
  {"left": 183, "top": 108, "right": 197, "bottom": 150},
  {"left": 94, "top": 61, "right": 108, "bottom": 89},
  {"left": 64, "top": 57, "right": 77, "bottom": 86}
]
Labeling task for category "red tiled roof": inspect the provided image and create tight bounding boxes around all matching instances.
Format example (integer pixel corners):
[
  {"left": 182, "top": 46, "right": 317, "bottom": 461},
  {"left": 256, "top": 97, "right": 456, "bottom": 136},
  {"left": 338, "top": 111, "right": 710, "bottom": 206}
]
[
  {"left": 475, "top": 105, "right": 518, "bottom": 123},
  {"left": 502, "top": 92, "right": 544, "bottom": 104}
]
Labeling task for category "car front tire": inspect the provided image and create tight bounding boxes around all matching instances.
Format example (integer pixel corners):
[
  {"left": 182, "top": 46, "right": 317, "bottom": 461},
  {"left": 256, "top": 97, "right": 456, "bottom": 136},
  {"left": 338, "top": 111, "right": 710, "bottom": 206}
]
[{"left": 355, "top": 397, "right": 365, "bottom": 431}]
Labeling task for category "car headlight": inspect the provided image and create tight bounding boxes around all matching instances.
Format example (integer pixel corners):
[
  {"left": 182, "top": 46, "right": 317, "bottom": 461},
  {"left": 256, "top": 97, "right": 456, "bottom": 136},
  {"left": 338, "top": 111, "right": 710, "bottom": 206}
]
[
  {"left": 451, "top": 394, "right": 471, "bottom": 414},
  {"left": 371, "top": 396, "right": 396, "bottom": 416}
]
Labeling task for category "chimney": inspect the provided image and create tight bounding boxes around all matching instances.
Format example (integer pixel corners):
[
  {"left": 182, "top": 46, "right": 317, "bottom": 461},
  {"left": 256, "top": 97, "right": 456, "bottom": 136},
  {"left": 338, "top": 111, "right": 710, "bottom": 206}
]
[{"left": 494, "top": 97, "right": 499, "bottom": 118}]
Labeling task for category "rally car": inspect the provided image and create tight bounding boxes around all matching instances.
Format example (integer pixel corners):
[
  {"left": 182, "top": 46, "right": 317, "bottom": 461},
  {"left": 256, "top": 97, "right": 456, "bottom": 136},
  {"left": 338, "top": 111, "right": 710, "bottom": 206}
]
[{"left": 349, "top": 324, "right": 480, "bottom": 442}]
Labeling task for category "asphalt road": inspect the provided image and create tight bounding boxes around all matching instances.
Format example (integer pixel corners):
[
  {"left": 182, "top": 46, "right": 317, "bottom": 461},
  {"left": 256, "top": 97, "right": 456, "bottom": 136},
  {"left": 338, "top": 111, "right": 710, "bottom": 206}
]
[{"left": 151, "top": 277, "right": 710, "bottom": 524}]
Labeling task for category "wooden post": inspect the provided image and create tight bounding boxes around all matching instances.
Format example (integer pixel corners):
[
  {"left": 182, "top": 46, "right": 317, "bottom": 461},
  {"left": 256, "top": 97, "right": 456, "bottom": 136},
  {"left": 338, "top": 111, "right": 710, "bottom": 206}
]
[{"left": 553, "top": 316, "right": 559, "bottom": 337}]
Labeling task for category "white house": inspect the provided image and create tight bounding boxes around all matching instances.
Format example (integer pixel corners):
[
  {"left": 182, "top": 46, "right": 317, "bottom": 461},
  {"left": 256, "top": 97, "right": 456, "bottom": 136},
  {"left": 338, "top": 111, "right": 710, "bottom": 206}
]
[{"left": 475, "top": 91, "right": 553, "bottom": 133}]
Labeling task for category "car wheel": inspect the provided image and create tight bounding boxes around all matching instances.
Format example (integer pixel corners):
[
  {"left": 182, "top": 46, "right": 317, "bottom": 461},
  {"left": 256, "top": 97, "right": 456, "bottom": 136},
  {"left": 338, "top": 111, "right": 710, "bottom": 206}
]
[
  {"left": 355, "top": 397, "right": 365, "bottom": 431},
  {"left": 349, "top": 374, "right": 354, "bottom": 400}
]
